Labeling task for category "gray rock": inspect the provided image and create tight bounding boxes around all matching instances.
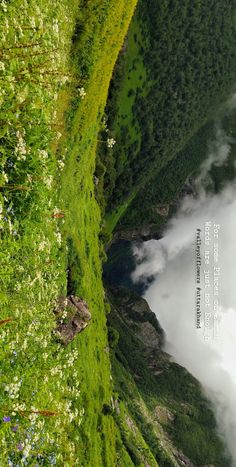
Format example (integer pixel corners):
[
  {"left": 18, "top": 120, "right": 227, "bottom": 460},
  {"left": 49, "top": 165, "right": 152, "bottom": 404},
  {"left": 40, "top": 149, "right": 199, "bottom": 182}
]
[{"left": 53, "top": 295, "right": 91, "bottom": 345}]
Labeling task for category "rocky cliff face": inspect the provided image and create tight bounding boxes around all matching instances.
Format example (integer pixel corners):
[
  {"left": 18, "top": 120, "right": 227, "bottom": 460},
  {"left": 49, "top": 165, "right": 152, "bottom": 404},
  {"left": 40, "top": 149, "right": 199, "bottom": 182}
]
[{"left": 108, "top": 286, "right": 170, "bottom": 376}]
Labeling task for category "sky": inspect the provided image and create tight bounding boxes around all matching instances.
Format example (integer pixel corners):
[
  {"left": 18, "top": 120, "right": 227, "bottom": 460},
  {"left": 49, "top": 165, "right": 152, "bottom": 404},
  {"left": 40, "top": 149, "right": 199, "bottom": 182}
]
[{"left": 132, "top": 112, "right": 236, "bottom": 465}]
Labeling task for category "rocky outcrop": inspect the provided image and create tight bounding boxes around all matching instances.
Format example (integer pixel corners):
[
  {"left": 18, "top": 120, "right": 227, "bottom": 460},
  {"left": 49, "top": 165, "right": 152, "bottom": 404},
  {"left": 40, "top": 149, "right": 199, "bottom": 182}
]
[
  {"left": 53, "top": 295, "right": 91, "bottom": 345},
  {"left": 112, "top": 224, "right": 162, "bottom": 242},
  {"left": 174, "top": 452, "right": 195, "bottom": 467},
  {"left": 154, "top": 204, "right": 170, "bottom": 217},
  {"left": 108, "top": 286, "right": 170, "bottom": 374}
]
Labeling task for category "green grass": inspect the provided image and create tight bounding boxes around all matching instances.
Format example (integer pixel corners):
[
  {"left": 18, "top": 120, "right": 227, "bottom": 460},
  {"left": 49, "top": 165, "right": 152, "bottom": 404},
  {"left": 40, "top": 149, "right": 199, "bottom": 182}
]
[
  {"left": 0, "top": 0, "right": 137, "bottom": 465},
  {"left": 114, "top": 18, "right": 147, "bottom": 145},
  {"left": 103, "top": 16, "right": 149, "bottom": 186},
  {"left": 104, "top": 190, "right": 136, "bottom": 235}
]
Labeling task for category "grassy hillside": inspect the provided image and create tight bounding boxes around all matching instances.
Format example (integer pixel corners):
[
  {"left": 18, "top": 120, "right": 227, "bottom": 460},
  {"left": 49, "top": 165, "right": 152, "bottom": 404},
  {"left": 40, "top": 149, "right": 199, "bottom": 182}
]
[
  {"left": 0, "top": 1, "right": 137, "bottom": 465},
  {"left": 97, "top": 0, "right": 236, "bottom": 233}
]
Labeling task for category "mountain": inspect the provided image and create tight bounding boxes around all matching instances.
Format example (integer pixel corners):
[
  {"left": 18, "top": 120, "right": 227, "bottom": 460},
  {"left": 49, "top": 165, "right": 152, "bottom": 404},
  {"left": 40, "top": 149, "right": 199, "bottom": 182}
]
[
  {"left": 107, "top": 286, "right": 231, "bottom": 466},
  {"left": 96, "top": 0, "right": 236, "bottom": 236}
]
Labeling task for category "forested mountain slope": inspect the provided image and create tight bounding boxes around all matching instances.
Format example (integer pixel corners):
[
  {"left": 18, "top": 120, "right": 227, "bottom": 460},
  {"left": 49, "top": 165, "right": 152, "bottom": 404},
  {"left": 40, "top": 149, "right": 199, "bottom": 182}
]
[
  {"left": 107, "top": 287, "right": 232, "bottom": 467},
  {"left": 97, "top": 0, "right": 236, "bottom": 232},
  {"left": 116, "top": 106, "right": 236, "bottom": 235}
]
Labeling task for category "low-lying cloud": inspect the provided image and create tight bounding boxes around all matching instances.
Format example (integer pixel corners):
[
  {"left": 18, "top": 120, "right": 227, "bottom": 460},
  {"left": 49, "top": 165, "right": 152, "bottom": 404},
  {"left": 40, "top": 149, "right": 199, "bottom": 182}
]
[{"left": 132, "top": 122, "right": 236, "bottom": 464}]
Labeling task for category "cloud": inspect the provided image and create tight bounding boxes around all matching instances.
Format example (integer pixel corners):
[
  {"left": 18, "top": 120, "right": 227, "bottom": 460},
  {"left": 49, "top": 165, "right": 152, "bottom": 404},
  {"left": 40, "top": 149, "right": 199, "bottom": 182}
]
[{"left": 132, "top": 125, "right": 236, "bottom": 464}]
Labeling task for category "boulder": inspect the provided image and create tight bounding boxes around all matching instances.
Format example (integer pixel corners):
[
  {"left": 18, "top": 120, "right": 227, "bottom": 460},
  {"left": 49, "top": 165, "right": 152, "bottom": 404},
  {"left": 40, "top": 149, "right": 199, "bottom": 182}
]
[{"left": 53, "top": 295, "right": 91, "bottom": 345}]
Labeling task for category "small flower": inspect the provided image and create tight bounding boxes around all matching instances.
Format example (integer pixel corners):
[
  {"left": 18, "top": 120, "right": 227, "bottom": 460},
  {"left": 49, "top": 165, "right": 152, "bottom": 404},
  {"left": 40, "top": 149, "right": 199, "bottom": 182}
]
[
  {"left": 52, "top": 20, "right": 59, "bottom": 35},
  {"left": 58, "top": 160, "right": 65, "bottom": 170},
  {"left": 38, "top": 149, "right": 48, "bottom": 160},
  {"left": 56, "top": 131, "right": 62, "bottom": 140},
  {"left": 107, "top": 138, "right": 116, "bottom": 148},
  {"left": 0, "top": 61, "right": 5, "bottom": 71},
  {"left": 78, "top": 87, "right": 86, "bottom": 99},
  {"left": 44, "top": 176, "right": 53, "bottom": 189},
  {"left": 1, "top": 1, "right": 7, "bottom": 12},
  {"left": 11, "top": 425, "right": 19, "bottom": 432},
  {"left": 61, "top": 76, "right": 69, "bottom": 85},
  {"left": 16, "top": 443, "right": 23, "bottom": 451},
  {"left": 2, "top": 171, "right": 8, "bottom": 183},
  {"left": 55, "top": 231, "right": 62, "bottom": 245},
  {"left": 3, "top": 416, "right": 11, "bottom": 422},
  {"left": 30, "top": 17, "right": 36, "bottom": 29}
]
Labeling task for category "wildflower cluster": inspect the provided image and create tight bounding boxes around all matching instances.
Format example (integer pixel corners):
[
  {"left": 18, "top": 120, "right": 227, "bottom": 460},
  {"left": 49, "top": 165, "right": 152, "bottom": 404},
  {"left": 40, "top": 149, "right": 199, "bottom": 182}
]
[
  {"left": 78, "top": 87, "right": 86, "bottom": 99},
  {"left": 107, "top": 137, "right": 116, "bottom": 148},
  {"left": 5, "top": 377, "right": 21, "bottom": 399}
]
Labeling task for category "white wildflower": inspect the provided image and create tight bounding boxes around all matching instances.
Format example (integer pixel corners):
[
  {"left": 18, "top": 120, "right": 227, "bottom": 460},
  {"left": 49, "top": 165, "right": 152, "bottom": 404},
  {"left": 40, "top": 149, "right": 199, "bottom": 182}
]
[
  {"left": 23, "top": 440, "right": 31, "bottom": 458},
  {"left": 15, "top": 131, "right": 27, "bottom": 158},
  {"left": 58, "top": 160, "right": 65, "bottom": 170},
  {"left": 38, "top": 240, "right": 48, "bottom": 251},
  {"left": 17, "top": 93, "right": 26, "bottom": 104},
  {"left": 12, "top": 402, "right": 26, "bottom": 414},
  {"left": 78, "top": 87, "right": 86, "bottom": 99},
  {"left": 50, "top": 365, "right": 63, "bottom": 377},
  {"left": 38, "top": 149, "right": 48, "bottom": 160},
  {"left": 107, "top": 138, "right": 116, "bottom": 148},
  {"left": 5, "top": 379, "right": 21, "bottom": 399},
  {"left": 18, "top": 26, "right": 23, "bottom": 38},
  {"left": 55, "top": 231, "right": 62, "bottom": 245},
  {"left": 1, "top": 1, "right": 7, "bottom": 12},
  {"left": 8, "top": 219, "right": 13, "bottom": 234},
  {"left": 22, "top": 339, "right": 28, "bottom": 350},
  {"left": 36, "top": 419, "right": 45, "bottom": 430},
  {"left": 29, "top": 412, "right": 38, "bottom": 423},
  {"left": 44, "top": 176, "right": 53, "bottom": 189},
  {"left": 30, "top": 17, "right": 36, "bottom": 29},
  {"left": 52, "top": 20, "right": 59, "bottom": 35},
  {"left": 61, "top": 76, "right": 69, "bottom": 85},
  {"left": 0, "top": 61, "right": 5, "bottom": 71},
  {"left": 62, "top": 310, "right": 67, "bottom": 319},
  {"left": 68, "top": 412, "right": 75, "bottom": 422},
  {"left": 4, "top": 18, "right": 9, "bottom": 31},
  {"left": 2, "top": 171, "right": 8, "bottom": 182},
  {"left": 65, "top": 400, "right": 72, "bottom": 411}
]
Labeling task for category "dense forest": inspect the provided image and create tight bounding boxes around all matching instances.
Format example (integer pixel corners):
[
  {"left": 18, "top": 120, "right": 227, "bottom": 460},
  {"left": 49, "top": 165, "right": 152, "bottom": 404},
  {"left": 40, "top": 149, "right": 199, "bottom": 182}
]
[
  {"left": 113, "top": 104, "right": 236, "bottom": 234},
  {"left": 117, "top": 106, "right": 236, "bottom": 231},
  {"left": 97, "top": 0, "right": 236, "bottom": 226}
]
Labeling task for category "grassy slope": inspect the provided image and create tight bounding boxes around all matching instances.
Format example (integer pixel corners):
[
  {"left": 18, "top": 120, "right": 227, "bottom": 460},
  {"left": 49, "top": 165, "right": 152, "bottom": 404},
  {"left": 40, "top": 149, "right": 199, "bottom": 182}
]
[
  {"left": 113, "top": 17, "right": 147, "bottom": 147},
  {"left": 0, "top": 1, "right": 137, "bottom": 465},
  {"left": 59, "top": 3, "right": 139, "bottom": 465}
]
